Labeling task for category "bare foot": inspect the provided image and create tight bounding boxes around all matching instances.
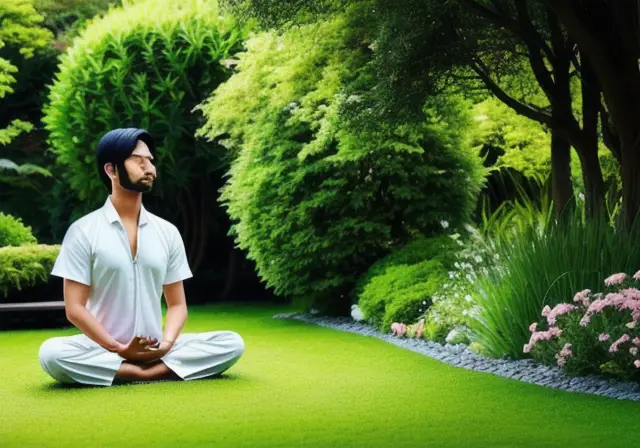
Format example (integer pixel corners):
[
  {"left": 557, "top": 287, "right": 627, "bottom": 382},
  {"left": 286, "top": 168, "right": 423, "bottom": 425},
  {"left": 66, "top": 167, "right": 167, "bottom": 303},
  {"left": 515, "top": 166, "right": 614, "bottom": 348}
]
[{"left": 115, "top": 361, "right": 181, "bottom": 383}]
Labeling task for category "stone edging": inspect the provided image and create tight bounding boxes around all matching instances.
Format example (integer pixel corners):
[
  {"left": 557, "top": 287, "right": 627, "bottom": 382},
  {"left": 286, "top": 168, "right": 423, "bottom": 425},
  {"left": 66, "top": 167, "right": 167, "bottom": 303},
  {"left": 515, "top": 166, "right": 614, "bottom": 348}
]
[{"left": 273, "top": 312, "right": 640, "bottom": 401}]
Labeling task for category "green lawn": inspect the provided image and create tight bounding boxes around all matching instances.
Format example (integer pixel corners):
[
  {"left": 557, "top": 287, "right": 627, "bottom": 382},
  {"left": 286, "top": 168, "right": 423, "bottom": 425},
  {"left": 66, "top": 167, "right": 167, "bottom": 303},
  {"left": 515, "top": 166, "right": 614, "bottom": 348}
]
[{"left": 1, "top": 304, "right": 639, "bottom": 447}]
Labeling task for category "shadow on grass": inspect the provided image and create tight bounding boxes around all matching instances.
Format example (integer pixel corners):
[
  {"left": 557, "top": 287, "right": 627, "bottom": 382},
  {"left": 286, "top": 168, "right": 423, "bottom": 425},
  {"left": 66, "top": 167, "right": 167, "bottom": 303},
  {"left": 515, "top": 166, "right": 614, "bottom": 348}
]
[{"left": 40, "top": 372, "right": 242, "bottom": 392}]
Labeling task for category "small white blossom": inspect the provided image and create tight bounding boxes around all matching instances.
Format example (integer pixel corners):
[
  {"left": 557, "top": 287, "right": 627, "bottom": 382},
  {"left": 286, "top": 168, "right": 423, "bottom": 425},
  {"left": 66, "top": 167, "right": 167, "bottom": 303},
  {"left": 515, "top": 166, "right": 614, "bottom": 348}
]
[{"left": 440, "top": 220, "right": 449, "bottom": 229}]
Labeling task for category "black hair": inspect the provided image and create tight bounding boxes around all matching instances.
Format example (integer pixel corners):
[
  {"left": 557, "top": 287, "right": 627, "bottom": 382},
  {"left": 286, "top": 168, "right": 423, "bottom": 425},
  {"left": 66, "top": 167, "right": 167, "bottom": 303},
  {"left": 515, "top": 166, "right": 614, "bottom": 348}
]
[{"left": 95, "top": 128, "right": 156, "bottom": 192}]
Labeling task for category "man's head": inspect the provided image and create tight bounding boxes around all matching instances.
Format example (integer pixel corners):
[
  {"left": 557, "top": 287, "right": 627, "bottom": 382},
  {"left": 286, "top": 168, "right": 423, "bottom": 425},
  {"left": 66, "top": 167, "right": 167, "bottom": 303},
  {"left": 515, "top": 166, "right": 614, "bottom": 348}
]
[{"left": 96, "top": 128, "right": 157, "bottom": 194}]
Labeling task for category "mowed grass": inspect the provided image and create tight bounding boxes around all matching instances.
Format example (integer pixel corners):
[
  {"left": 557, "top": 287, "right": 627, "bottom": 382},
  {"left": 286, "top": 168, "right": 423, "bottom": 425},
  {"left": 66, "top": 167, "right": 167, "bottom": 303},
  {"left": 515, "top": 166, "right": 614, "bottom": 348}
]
[{"left": 1, "top": 303, "right": 639, "bottom": 448}]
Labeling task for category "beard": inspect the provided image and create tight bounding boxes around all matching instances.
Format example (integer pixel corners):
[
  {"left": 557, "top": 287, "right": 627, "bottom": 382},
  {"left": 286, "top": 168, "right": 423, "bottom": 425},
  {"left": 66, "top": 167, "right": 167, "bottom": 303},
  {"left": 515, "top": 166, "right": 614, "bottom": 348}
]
[{"left": 117, "top": 163, "right": 153, "bottom": 193}]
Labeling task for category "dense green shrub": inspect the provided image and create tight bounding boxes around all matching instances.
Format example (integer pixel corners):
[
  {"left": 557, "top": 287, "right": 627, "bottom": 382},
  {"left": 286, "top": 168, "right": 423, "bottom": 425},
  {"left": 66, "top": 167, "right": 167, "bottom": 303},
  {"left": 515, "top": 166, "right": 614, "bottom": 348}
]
[
  {"left": 0, "top": 244, "right": 59, "bottom": 297},
  {"left": 353, "top": 235, "right": 455, "bottom": 327},
  {"left": 43, "top": 0, "right": 247, "bottom": 219},
  {"left": 358, "top": 258, "right": 449, "bottom": 331},
  {"left": 0, "top": 212, "right": 37, "bottom": 247},
  {"left": 196, "top": 12, "right": 486, "bottom": 314}
]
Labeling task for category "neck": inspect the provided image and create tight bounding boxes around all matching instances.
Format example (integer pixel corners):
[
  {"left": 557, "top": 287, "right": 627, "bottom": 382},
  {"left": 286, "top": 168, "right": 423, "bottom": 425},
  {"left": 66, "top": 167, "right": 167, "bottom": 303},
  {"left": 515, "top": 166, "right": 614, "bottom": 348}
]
[{"left": 109, "top": 189, "right": 142, "bottom": 223}]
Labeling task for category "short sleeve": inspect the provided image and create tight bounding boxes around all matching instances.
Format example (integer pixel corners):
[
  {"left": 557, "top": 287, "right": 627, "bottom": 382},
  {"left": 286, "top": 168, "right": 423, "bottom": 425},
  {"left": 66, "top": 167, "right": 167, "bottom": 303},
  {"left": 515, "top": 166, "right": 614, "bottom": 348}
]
[
  {"left": 51, "top": 224, "right": 92, "bottom": 286},
  {"left": 164, "top": 226, "right": 193, "bottom": 285}
]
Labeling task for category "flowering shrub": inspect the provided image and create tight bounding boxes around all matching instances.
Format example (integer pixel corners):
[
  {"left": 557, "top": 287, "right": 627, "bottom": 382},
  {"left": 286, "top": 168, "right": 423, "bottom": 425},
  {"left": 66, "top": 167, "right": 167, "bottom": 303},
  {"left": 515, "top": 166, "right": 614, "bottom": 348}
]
[
  {"left": 383, "top": 222, "right": 496, "bottom": 344},
  {"left": 419, "top": 223, "right": 494, "bottom": 343},
  {"left": 525, "top": 270, "right": 640, "bottom": 380}
]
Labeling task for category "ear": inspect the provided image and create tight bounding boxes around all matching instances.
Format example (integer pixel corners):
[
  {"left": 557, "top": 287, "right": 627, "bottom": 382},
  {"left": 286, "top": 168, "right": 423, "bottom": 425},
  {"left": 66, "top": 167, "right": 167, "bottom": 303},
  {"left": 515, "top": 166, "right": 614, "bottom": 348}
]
[{"left": 104, "top": 163, "right": 116, "bottom": 179}]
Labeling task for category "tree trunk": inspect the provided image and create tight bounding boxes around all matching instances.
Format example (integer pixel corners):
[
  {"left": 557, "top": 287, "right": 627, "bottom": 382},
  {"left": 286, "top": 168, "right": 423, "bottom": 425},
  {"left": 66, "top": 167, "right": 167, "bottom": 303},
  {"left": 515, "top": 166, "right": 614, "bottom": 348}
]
[
  {"left": 579, "top": 53, "right": 605, "bottom": 218},
  {"left": 550, "top": 128, "right": 574, "bottom": 217},
  {"left": 549, "top": 26, "right": 575, "bottom": 219},
  {"left": 541, "top": 0, "right": 640, "bottom": 227},
  {"left": 619, "top": 130, "right": 640, "bottom": 228}
]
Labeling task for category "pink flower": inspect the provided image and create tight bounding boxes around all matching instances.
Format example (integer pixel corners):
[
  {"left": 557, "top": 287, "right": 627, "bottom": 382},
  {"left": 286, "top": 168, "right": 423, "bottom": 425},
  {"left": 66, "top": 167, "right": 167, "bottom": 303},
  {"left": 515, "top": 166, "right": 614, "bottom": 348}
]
[
  {"left": 391, "top": 322, "right": 407, "bottom": 337},
  {"left": 599, "top": 333, "right": 610, "bottom": 341},
  {"left": 633, "top": 337, "right": 640, "bottom": 346},
  {"left": 605, "top": 273, "right": 627, "bottom": 286},
  {"left": 529, "top": 322, "right": 537, "bottom": 333},
  {"left": 557, "top": 357, "right": 567, "bottom": 367},
  {"left": 635, "top": 360, "right": 640, "bottom": 368},
  {"left": 633, "top": 270, "right": 640, "bottom": 281},
  {"left": 415, "top": 319, "right": 425, "bottom": 338},
  {"left": 559, "top": 343, "right": 573, "bottom": 358},
  {"left": 580, "top": 314, "right": 591, "bottom": 327},
  {"left": 573, "top": 289, "right": 591, "bottom": 306},
  {"left": 609, "top": 334, "right": 630, "bottom": 353},
  {"left": 523, "top": 343, "right": 532, "bottom": 354},
  {"left": 630, "top": 347, "right": 639, "bottom": 356},
  {"left": 526, "top": 327, "right": 563, "bottom": 351},
  {"left": 541, "top": 305, "right": 552, "bottom": 317},
  {"left": 545, "top": 303, "right": 578, "bottom": 326},
  {"left": 621, "top": 288, "right": 640, "bottom": 300}
]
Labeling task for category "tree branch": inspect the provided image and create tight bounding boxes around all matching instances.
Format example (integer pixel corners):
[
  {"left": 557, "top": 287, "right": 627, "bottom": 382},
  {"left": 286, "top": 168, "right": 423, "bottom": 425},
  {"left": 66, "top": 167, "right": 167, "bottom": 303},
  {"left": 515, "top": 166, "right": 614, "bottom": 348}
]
[
  {"left": 460, "top": 0, "right": 556, "bottom": 63},
  {"left": 471, "top": 59, "right": 552, "bottom": 125},
  {"left": 514, "top": 0, "right": 556, "bottom": 99}
]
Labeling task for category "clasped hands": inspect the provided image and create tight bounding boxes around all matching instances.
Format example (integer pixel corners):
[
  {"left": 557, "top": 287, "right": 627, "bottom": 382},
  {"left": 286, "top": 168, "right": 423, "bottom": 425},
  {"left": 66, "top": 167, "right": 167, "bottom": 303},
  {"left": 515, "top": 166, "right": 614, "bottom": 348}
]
[{"left": 116, "top": 335, "right": 173, "bottom": 362}]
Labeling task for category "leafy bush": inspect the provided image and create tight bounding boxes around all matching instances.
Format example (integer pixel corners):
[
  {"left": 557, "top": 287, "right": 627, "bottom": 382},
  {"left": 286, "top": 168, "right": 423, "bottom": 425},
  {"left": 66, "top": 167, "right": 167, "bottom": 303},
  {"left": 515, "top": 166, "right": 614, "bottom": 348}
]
[
  {"left": 524, "top": 271, "right": 640, "bottom": 381},
  {"left": 0, "top": 212, "right": 37, "bottom": 247},
  {"left": 358, "top": 258, "right": 448, "bottom": 331},
  {"left": 0, "top": 244, "right": 59, "bottom": 298},
  {"left": 43, "top": 0, "right": 247, "bottom": 218},
  {"left": 470, "top": 210, "right": 640, "bottom": 359},
  {"left": 195, "top": 13, "right": 486, "bottom": 314},
  {"left": 354, "top": 236, "right": 455, "bottom": 329}
]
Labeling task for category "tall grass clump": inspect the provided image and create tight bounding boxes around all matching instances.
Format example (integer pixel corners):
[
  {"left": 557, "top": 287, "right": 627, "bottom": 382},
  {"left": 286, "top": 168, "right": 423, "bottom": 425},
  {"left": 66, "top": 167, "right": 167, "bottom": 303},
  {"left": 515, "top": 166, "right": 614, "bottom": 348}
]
[{"left": 470, "top": 205, "right": 640, "bottom": 359}]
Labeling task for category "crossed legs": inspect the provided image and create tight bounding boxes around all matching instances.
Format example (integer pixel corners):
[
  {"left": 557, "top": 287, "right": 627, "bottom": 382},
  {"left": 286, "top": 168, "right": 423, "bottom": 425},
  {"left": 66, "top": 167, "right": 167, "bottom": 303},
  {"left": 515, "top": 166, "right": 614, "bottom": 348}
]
[{"left": 114, "top": 361, "right": 182, "bottom": 383}]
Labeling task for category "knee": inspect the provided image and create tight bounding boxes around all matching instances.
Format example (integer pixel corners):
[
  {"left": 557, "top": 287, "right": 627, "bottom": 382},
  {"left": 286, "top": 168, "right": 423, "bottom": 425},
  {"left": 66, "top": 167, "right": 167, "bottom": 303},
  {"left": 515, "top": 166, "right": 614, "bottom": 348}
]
[
  {"left": 229, "top": 332, "right": 245, "bottom": 358},
  {"left": 38, "top": 338, "right": 69, "bottom": 382}
]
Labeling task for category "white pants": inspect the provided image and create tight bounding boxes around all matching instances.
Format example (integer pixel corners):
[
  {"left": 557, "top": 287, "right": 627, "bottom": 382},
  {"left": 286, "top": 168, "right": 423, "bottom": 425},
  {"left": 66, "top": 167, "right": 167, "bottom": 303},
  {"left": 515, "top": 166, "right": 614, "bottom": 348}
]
[{"left": 38, "top": 331, "right": 245, "bottom": 386}]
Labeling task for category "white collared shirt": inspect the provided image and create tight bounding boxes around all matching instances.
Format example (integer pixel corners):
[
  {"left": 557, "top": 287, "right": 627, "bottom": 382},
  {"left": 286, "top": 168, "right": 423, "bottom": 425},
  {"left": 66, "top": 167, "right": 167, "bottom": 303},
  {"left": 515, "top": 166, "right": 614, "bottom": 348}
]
[{"left": 51, "top": 195, "right": 193, "bottom": 344}]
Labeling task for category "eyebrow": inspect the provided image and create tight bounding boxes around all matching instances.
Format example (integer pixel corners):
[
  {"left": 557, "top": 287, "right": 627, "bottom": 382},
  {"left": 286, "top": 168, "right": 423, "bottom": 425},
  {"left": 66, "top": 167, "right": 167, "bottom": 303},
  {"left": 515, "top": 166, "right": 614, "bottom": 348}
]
[{"left": 131, "top": 154, "right": 154, "bottom": 160}]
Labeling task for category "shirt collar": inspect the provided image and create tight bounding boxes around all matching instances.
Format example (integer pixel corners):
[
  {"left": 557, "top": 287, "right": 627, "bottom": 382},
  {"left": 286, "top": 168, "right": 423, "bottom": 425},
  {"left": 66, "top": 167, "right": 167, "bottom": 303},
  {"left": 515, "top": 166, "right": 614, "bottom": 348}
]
[{"left": 103, "top": 195, "right": 149, "bottom": 227}]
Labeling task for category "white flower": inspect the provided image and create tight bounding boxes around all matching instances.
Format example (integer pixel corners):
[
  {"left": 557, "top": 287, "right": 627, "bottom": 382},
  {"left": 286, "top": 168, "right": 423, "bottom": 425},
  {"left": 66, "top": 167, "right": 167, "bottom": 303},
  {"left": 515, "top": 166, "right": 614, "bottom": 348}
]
[
  {"left": 465, "top": 295, "right": 472, "bottom": 302},
  {"left": 422, "top": 300, "right": 427, "bottom": 305},
  {"left": 474, "top": 255, "right": 483, "bottom": 263},
  {"left": 350, "top": 304, "right": 365, "bottom": 321},
  {"left": 578, "top": 192, "right": 585, "bottom": 201},
  {"left": 440, "top": 220, "right": 450, "bottom": 229}
]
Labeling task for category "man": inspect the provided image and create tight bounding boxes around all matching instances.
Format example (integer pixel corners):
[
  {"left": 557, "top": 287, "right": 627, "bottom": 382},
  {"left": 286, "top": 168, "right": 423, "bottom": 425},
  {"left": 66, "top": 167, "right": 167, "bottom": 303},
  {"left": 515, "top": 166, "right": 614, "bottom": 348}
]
[{"left": 39, "top": 128, "right": 244, "bottom": 386}]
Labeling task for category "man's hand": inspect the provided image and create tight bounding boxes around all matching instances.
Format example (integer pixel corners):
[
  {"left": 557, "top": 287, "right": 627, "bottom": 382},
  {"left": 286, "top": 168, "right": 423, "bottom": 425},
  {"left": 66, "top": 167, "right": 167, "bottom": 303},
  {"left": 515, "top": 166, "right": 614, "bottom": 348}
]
[{"left": 116, "top": 336, "right": 172, "bottom": 362}]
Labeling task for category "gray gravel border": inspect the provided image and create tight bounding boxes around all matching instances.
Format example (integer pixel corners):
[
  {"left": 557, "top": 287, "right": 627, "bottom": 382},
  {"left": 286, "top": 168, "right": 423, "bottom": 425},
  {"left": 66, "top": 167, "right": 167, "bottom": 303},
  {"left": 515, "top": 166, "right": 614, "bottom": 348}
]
[{"left": 273, "top": 312, "right": 640, "bottom": 401}]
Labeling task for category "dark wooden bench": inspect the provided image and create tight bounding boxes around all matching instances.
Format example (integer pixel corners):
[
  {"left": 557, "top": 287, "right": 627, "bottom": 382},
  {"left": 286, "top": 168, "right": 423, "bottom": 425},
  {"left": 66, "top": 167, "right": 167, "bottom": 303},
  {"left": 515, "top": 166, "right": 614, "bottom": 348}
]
[{"left": 0, "top": 301, "right": 71, "bottom": 330}]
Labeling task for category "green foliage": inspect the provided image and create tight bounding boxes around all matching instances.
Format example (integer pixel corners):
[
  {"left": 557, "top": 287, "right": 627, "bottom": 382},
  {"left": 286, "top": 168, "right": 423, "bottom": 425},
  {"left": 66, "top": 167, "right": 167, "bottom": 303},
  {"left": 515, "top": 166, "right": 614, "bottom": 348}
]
[
  {"left": 359, "top": 258, "right": 448, "bottom": 331},
  {"left": 0, "top": 0, "right": 52, "bottom": 147},
  {"left": 0, "top": 212, "right": 37, "bottom": 247},
  {"left": 471, "top": 97, "right": 620, "bottom": 198},
  {"left": 469, "top": 208, "right": 640, "bottom": 359},
  {"left": 43, "top": 0, "right": 247, "bottom": 216},
  {"left": 0, "top": 244, "right": 59, "bottom": 297},
  {"left": 34, "top": 0, "right": 122, "bottom": 41},
  {"left": 355, "top": 236, "right": 456, "bottom": 329},
  {"left": 196, "top": 15, "right": 486, "bottom": 314}
]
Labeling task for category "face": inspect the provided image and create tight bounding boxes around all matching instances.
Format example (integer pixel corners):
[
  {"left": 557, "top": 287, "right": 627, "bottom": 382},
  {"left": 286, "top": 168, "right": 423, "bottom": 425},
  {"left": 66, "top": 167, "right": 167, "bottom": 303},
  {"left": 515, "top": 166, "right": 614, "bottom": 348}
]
[{"left": 106, "top": 140, "right": 157, "bottom": 194}]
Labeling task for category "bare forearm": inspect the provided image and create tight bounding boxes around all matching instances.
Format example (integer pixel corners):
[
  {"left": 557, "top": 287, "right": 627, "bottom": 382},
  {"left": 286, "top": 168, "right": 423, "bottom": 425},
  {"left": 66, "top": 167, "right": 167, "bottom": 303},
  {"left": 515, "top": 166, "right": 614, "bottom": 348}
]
[
  {"left": 66, "top": 306, "right": 122, "bottom": 352},
  {"left": 163, "top": 304, "right": 188, "bottom": 342}
]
